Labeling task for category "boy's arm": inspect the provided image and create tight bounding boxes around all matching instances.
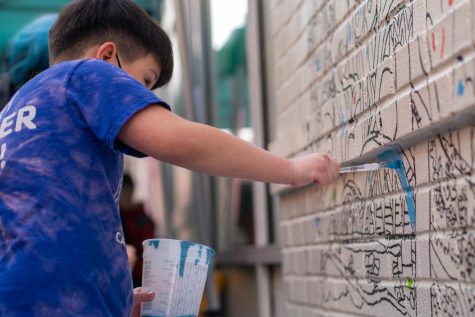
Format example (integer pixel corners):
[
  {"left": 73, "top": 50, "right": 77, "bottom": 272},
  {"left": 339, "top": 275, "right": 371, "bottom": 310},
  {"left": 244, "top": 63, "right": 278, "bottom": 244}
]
[{"left": 118, "top": 106, "right": 339, "bottom": 186}]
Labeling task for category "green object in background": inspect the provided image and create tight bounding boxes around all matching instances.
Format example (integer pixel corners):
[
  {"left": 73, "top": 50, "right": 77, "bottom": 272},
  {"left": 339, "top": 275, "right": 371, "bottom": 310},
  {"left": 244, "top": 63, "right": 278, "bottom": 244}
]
[
  {"left": 0, "top": 0, "right": 70, "bottom": 55},
  {"left": 215, "top": 26, "right": 250, "bottom": 130},
  {"left": 0, "top": 0, "right": 163, "bottom": 56},
  {"left": 4, "top": 14, "right": 57, "bottom": 88}
]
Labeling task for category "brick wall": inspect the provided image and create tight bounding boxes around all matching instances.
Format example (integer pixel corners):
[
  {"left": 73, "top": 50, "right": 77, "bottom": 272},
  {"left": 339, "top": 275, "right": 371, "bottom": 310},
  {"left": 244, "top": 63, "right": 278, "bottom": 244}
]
[{"left": 268, "top": 0, "right": 475, "bottom": 316}]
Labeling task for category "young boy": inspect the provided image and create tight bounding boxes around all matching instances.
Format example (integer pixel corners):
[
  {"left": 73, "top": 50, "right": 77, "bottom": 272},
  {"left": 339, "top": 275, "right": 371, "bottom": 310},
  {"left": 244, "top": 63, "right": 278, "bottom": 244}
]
[{"left": 0, "top": 0, "right": 339, "bottom": 316}]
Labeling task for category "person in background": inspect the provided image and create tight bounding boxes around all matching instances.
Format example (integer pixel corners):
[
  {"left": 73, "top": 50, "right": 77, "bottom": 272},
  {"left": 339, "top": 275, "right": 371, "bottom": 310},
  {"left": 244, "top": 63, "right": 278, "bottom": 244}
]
[
  {"left": 120, "top": 174, "right": 155, "bottom": 288},
  {"left": 0, "top": 14, "right": 57, "bottom": 110}
]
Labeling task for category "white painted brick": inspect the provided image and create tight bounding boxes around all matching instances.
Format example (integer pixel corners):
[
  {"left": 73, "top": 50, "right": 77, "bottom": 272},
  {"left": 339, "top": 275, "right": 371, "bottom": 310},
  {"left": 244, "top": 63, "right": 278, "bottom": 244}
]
[
  {"left": 306, "top": 246, "right": 319, "bottom": 274},
  {"left": 453, "top": 1, "right": 472, "bottom": 55},
  {"left": 307, "top": 277, "right": 324, "bottom": 306},
  {"left": 429, "top": 280, "right": 475, "bottom": 316},
  {"left": 320, "top": 278, "right": 419, "bottom": 316},
  {"left": 394, "top": 85, "right": 433, "bottom": 137},
  {"left": 453, "top": 56, "right": 475, "bottom": 111},
  {"left": 331, "top": 21, "right": 352, "bottom": 66},
  {"left": 396, "top": 46, "right": 410, "bottom": 89},
  {"left": 473, "top": 0, "right": 475, "bottom": 44},
  {"left": 428, "top": 231, "right": 475, "bottom": 282},
  {"left": 281, "top": 223, "right": 292, "bottom": 246},
  {"left": 430, "top": 178, "right": 475, "bottom": 232},
  {"left": 320, "top": 99, "right": 337, "bottom": 137},
  {"left": 268, "top": 0, "right": 281, "bottom": 11},
  {"left": 431, "top": 71, "right": 454, "bottom": 119},
  {"left": 427, "top": 127, "right": 475, "bottom": 182},
  {"left": 269, "top": 1, "right": 475, "bottom": 315},
  {"left": 306, "top": 11, "right": 322, "bottom": 55},
  {"left": 409, "top": 33, "right": 431, "bottom": 82},
  {"left": 378, "top": 0, "right": 405, "bottom": 24},
  {"left": 426, "top": 0, "right": 445, "bottom": 25},
  {"left": 413, "top": 0, "right": 427, "bottom": 35},
  {"left": 427, "top": 12, "right": 454, "bottom": 68},
  {"left": 415, "top": 238, "right": 430, "bottom": 277},
  {"left": 379, "top": 101, "right": 398, "bottom": 141},
  {"left": 282, "top": 249, "right": 291, "bottom": 274},
  {"left": 295, "top": 220, "right": 306, "bottom": 246},
  {"left": 378, "top": 55, "right": 396, "bottom": 100},
  {"left": 296, "top": 248, "right": 307, "bottom": 274},
  {"left": 274, "top": 24, "right": 290, "bottom": 62},
  {"left": 274, "top": 54, "right": 288, "bottom": 89},
  {"left": 270, "top": 1, "right": 286, "bottom": 35}
]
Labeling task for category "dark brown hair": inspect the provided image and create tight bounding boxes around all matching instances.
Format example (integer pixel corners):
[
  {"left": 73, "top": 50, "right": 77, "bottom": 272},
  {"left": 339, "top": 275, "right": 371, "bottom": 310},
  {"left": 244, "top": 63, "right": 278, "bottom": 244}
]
[{"left": 49, "top": 0, "right": 173, "bottom": 88}]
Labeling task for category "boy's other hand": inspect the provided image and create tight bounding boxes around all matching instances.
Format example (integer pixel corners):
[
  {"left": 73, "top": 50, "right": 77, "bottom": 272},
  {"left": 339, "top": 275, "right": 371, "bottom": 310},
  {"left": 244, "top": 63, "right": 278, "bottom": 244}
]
[
  {"left": 291, "top": 153, "right": 340, "bottom": 187},
  {"left": 130, "top": 287, "right": 155, "bottom": 317}
]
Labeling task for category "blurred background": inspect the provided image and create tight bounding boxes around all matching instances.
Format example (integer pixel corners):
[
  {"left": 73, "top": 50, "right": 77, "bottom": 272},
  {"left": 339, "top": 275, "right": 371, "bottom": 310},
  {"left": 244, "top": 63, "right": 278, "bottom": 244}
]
[{"left": 0, "top": 1, "right": 282, "bottom": 316}]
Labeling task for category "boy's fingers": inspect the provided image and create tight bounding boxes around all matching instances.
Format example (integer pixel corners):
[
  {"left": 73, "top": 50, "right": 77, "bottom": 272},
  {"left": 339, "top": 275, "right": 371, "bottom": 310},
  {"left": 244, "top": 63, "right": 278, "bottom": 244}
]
[
  {"left": 328, "top": 158, "right": 339, "bottom": 180},
  {"left": 133, "top": 288, "right": 155, "bottom": 303},
  {"left": 333, "top": 158, "right": 340, "bottom": 173},
  {"left": 322, "top": 158, "right": 339, "bottom": 184},
  {"left": 318, "top": 168, "right": 330, "bottom": 185},
  {"left": 332, "top": 161, "right": 340, "bottom": 179},
  {"left": 326, "top": 167, "right": 333, "bottom": 184}
]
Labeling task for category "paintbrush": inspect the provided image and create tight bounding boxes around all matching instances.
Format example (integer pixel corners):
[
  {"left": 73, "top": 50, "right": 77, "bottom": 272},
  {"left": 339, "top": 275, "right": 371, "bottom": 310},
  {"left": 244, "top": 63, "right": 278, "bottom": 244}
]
[{"left": 340, "top": 161, "right": 400, "bottom": 173}]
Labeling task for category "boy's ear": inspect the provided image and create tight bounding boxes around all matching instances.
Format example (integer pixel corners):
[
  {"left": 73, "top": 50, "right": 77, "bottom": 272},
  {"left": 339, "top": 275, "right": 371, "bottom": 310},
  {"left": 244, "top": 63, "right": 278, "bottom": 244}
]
[{"left": 95, "top": 42, "right": 118, "bottom": 63}]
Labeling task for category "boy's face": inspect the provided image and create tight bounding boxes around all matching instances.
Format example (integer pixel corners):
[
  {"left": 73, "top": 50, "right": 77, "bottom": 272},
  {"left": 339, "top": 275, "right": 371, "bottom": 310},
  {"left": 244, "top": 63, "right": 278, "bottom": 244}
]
[
  {"left": 117, "top": 53, "right": 161, "bottom": 90},
  {"left": 85, "top": 42, "right": 161, "bottom": 90}
]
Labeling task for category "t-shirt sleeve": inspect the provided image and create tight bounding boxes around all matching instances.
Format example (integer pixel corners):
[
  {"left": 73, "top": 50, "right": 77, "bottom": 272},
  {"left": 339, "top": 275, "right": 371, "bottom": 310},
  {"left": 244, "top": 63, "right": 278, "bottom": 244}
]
[{"left": 67, "top": 59, "right": 171, "bottom": 157}]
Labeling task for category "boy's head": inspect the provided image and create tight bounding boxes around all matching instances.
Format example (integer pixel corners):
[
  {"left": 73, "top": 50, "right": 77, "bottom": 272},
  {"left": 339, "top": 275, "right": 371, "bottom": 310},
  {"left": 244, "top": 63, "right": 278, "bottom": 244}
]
[{"left": 49, "top": 0, "right": 173, "bottom": 89}]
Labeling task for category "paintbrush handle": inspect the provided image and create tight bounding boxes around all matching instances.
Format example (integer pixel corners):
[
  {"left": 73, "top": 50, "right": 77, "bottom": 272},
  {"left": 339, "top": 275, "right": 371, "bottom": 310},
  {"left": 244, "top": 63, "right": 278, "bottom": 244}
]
[{"left": 340, "top": 163, "right": 382, "bottom": 173}]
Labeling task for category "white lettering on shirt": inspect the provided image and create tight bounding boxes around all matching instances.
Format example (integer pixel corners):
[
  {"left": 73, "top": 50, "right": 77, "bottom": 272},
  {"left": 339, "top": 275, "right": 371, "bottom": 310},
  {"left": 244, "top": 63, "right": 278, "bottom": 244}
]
[
  {"left": 116, "top": 232, "right": 126, "bottom": 246},
  {"left": 15, "top": 105, "right": 37, "bottom": 132},
  {"left": 0, "top": 112, "right": 16, "bottom": 138},
  {"left": 0, "top": 105, "right": 37, "bottom": 139}
]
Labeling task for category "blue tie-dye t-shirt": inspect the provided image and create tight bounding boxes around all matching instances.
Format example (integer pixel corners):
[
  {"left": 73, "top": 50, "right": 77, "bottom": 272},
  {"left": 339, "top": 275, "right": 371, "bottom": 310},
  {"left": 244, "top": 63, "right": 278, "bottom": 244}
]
[{"left": 0, "top": 59, "right": 169, "bottom": 317}]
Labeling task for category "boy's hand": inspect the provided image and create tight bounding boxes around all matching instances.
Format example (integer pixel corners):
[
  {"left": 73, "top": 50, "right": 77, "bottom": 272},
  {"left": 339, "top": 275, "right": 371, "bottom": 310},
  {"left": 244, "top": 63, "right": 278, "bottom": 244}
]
[
  {"left": 130, "top": 288, "right": 155, "bottom": 317},
  {"left": 291, "top": 154, "right": 340, "bottom": 187}
]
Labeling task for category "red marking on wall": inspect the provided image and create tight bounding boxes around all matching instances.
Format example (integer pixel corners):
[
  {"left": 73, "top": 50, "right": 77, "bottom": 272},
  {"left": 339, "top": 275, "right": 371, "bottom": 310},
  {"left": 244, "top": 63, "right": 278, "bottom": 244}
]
[
  {"left": 432, "top": 32, "right": 436, "bottom": 51},
  {"left": 448, "top": 0, "right": 454, "bottom": 6},
  {"left": 440, "top": 27, "right": 445, "bottom": 60}
]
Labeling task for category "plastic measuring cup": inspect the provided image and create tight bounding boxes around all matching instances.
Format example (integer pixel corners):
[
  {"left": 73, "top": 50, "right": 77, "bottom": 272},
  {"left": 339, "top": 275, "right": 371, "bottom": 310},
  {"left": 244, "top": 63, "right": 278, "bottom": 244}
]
[{"left": 141, "top": 239, "right": 215, "bottom": 317}]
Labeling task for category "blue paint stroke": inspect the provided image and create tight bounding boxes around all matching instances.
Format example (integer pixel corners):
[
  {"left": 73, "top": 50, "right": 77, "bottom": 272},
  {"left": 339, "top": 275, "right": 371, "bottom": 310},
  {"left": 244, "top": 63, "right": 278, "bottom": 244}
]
[
  {"left": 315, "top": 217, "right": 321, "bottom": 228},
  {"left": 378, "top": 150, "right": 416, "bottom": 232},
  {"left": 385, "top": 160, "right": 403, "bottom": 169},
  {"left": 206, "top": 247, "right": 215, "bottom": 266},
  {"left": 347, "top": 25, "right": 352, "bottom": 44},
  {"left": 457, "top": 79, "right": 465, "bottom": 96},
  {"left": 148, "top": 240, "right": 160, "bottom": 249},
  {"left": 315, "top": 58, "right": 321, "bottom": 71},
  {"left": 179, "top": 240, "right": 194, "bottom": 277},
  {"left": 339, "top": 109, "right": 348, "bottom": 136},
  {"left": 195, "top": 245, "right": 203, "bottom": 266},
  {"left": 205, "top": 247, "right": 215, "bottom": 273}
]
